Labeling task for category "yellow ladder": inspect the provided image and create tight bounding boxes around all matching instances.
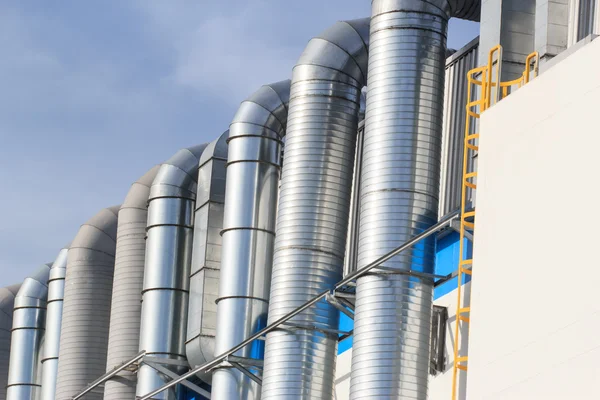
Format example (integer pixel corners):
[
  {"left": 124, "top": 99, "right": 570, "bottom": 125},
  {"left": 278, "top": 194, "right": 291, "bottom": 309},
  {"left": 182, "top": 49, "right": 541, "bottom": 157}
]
[{"left": 450, "top": 46, "right": 539, "bottom": 400}]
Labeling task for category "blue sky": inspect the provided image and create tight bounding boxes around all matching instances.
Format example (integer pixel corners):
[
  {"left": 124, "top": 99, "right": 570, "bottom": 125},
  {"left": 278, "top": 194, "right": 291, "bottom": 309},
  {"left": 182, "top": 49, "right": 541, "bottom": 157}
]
[{"left": 0, "top": 1, "right": 479, "bottom": 287}]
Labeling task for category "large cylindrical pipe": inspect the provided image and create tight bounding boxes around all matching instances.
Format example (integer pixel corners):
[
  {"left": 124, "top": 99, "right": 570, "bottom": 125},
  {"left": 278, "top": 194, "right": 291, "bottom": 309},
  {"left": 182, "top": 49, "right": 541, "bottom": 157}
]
[
  {"left": 212, "top": 80, "right": 290, "bottom": 400},
  {"left": 261, "top": 20, "right": 369, "bottom": 400},
  {"left": 0, "top": 284, "right": 21, "bottom": 400},
  {"left": 185, "top": 131, "right": 229, "bottom": 383},
  {"left": 40, "top": 245, "right": 69, "bottom": 400},
  {"left": 103, "top": 166, "right": 160, "bottom": 400},
  {"left": 55, "top": 206, "right": 119, "bottom": 400},
  {"left": 6, "top": 263, "right": 52, "bottom": 400},
  {"left": 136, "top": 145, "right": 207, "bottom": 400},
  {"left": 349, "top": 1, "right": 478, "bottom": 399}
]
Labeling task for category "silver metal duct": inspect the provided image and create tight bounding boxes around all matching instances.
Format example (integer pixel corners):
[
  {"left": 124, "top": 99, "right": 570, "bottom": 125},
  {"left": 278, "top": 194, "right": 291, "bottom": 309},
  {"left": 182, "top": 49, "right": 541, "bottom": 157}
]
[
  {"left": 349, "top": 1, "right": 477, "bottom": 398},
  {"left": 55, "top": 206, "right": 119, "bottom": 400},
  {"left": 40, "top": 245, "right": 69, "bottom": 400},
  {"left": 136, "top": 145, "right": 208, "bottom": 400},
  {"left": 6, "top": 263, "right": 51, "bottom": 400},
  {"left": 185, "top": 131, "right": 228, "bottom": 385},
  {"left": 104, "top": 166, "right": 160, "bottom": 400},
  {"left": 261, "top": 20, "right": 369, "bottom": 400},
  {"left": 212, "top": 80, "right": 290, "bottom": 400},
  {"left": 0, "top": 284, "right": 21, "bottom": 400}
]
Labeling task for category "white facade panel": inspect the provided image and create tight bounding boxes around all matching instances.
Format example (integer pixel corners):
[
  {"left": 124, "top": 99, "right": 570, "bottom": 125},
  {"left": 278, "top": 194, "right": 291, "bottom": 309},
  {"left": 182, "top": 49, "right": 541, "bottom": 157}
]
[{"left": 468, "top": 36, "right": 600, "bottom": 399}]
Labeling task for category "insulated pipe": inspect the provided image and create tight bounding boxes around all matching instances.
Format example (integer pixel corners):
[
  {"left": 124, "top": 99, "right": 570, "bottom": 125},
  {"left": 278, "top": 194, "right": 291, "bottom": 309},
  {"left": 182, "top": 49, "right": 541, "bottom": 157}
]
[
  {"left": 349, "top": 1, "right": 478, "bottom": 399},
  {"left": 0, "top": 284, "right": 20, "bottom": 400},
  {"left": 186, "top": 131, "right": 229, "bottom": 384},
  {"left": 55, "top": 206, "right": 119, "bottom": 400},
  {"left": 104, "top": 166, "right": 160, "bottom": 400},
  {"left": 6, "top": 263, "right": 52, "bottom": 400},
  {"left": 136, "top": 145, "right": 208, "bottom": 400},
  {"left": 40, "top": 245, "right": 69, "bottom": 400},
  {"left": 261, "top": 20, "right": 369, "bottom": 400},
  {"left": 212, "top": 80, "right": 290, "bottom": 400}
]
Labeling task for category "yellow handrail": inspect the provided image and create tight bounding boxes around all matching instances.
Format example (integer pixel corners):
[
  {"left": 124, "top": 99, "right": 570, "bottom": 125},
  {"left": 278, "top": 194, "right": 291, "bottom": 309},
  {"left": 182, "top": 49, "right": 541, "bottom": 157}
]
[{"left": 450, "top": 46, "right": 540, "bottom": 400}]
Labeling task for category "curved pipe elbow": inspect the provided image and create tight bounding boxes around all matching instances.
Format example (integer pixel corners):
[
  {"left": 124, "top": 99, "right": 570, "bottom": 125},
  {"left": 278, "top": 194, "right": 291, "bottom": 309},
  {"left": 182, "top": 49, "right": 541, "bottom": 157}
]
[{"left": 7, "top": 263, "right": 51, "bottom": 400}]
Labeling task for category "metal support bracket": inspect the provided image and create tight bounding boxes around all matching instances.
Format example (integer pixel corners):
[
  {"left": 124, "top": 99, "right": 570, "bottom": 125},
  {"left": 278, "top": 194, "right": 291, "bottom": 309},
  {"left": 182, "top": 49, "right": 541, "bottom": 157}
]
[
  {"left": 451, "top": 218, "right": 474, "bottom": 241},
  {"left": 143, "top": 360, "right": 211, "bottom": 399},
  {"left": 72, "top": 351, "right": 146, "bottom": 399},
  {"left": 229, "top": 362, "right": 263, "bottom": 386},
  {"left": 325, "top": 292, "right": 355, "bottom": 318},
  {"left": 138, "top": 210, "right": 460, "bottom": 400}
]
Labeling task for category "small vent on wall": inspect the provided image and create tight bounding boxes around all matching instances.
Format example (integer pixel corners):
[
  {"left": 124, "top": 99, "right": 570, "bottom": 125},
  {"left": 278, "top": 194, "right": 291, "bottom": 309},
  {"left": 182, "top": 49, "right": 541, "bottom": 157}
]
[{"left": 431, "top": 305, "right": 449, "bottom": 375}]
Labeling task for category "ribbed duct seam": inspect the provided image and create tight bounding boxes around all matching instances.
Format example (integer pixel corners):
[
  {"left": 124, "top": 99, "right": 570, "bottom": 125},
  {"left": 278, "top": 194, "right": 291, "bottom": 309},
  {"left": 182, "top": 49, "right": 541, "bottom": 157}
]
[
  {"left": 186, "top": 131, "right": 229, "bottom": 384},
  {"left": 349, "top": 1, "right": 456, "bottom": 399},
  {"left": 136, "top": 145, "right": 207, "bottom": 400},
  {"left": 40, "top": 245, "right": 69, "bottom": 400},
  {"left": 261, "top": 20, "right": 369, "bottom": 400},
  {"left": 7, "top": 263, "right": 51, "bottom": 400},
  {"left": 0, "top": 284, "right": 20, "bottom": 400},
  {"left": 55, "top": 206, "right": 119, "bottom": 400},
  {"left": 103, "top": 166, "right": 160, "bottom": 400},
  {"left": 212, "top": 80, "right": 290, "bottom": 400}
]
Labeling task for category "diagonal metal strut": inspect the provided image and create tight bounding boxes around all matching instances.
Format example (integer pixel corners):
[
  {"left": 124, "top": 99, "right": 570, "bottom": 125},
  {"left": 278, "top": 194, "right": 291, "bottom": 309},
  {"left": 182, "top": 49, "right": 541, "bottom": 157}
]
[{"left": 139, "top": 209, "right": 460, "bottom": 400}]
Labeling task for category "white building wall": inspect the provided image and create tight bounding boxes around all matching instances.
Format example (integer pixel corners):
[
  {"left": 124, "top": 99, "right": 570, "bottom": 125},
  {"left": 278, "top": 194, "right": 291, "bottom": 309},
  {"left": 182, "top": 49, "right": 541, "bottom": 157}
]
[{"left": 467, "top": 36, "right": 600, "bottom": 399}]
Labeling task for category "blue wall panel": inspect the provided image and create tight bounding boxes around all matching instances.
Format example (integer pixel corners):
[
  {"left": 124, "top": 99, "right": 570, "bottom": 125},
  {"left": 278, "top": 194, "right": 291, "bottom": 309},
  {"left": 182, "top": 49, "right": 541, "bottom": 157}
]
[{"left": 337, "top": 231, "right": 470, "bottom": 355}]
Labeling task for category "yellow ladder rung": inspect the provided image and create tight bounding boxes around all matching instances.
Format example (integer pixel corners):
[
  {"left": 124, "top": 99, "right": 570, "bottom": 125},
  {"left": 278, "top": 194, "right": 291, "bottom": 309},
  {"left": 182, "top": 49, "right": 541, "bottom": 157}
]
[
  {"left": 456, "top": 356, "right": 468, "bottom": 363},
  {"left": 460, "top": 267, "right": 472, "bottom": 275},
  {"left": 458, "top": 307, "right": 471, "bottom": 314},
  {"left": 458, "top": 316, "right": 470, "bottom": 323},
  {"left": 465, "top": 172, "right": 477, "bottom": 179},
  {"left": 464, "top": 181, "right": 477, "bottom": 189},
  {"left": 466, "top": 144, "right": 479, "bottom": 151},
  {"left": 462, "top": 211, "right": 476, "bottom": 219},
  {"left": 459, "top": 259, "right": 472, "bottom": 266},
  {"left": 466, "top": 110, "right": 481, "bottom": 118},
  {"left": 457, "top": 364, "right": 468, "bottom": 371},
  {"left": 463, "top": 220, "right": 475, "bottom": 229},
  {"left": 466, "top": 133, "right": 479, "bottom": 141}
]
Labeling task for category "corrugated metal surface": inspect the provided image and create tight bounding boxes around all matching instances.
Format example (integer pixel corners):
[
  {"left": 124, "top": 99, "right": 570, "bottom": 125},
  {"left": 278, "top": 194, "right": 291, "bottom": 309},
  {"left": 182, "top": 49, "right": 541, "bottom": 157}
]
[
  {"left": 7, "top": 263, "right": 51, "bottom": 400},
  {"left": 40, "top": 245, "right": 70, "bottom": 400},
  {"left": 439, "top": 37, "right": 479, "bottom": 217},
  {"left": 261, "top": 19, "right": 369, "bottom": 400},
  {"left": 350, "top": 1, "right": 450, "bottom": 397},
  {"left": 136, "top": 145, "right": 207, "bottom": 400},
  {"left": 104, "top": 166, "right": 160, "bottom": 400},
  {"left": 55, "top": 207, "right": 119, "bottom": 400},
  {"left": 569, "top": 0, "right": 599, "bottom": 44},
  {"left": 186, "top": 131, "right": 228, "bottom": 384},
  {"left": 0, "top": 284, "right": 21, "bottom": 400}
]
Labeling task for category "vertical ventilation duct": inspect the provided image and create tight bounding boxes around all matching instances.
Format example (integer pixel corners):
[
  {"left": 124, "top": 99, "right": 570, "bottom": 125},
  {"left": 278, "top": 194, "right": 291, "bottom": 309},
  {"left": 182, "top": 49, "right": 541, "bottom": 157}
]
[
  {"left": 6, "top": 263, "right": 52, "bottom": 400},
  {"left": 136, "top": 145, "right": 207, "bottom": 400},
  {"left": 212, "top": 80, "right": 290, "bottom": 400},
  {"left": 350, "top": 1, "right": 478, "bottom": 399},
  {"left": 103, "top": 166, "right": 160, "bottom": 400},
  {"left": 0, "top": 284, "right": 20, "bottom": 400},
  {"left": 40, "top": 245, "right": 69, "bottom": 400},
  {"left": 261, "top": 20, "right": 369, "bottom": 400},
  {"left": 55, "top": 206, "right": 119, "bottom": 400},
  {"left": 185, "top": 131, "right": 229, "bottom": 383}
]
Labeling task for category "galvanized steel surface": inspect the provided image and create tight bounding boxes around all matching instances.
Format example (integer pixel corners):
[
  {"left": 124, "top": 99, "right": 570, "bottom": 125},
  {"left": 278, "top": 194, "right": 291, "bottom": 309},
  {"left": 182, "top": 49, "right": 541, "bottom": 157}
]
[
  {"left": 439, "top": 38, "right": 479, "bottom": 216},
  {"left": 136, "top": 145, "right": 207, "bottom": 400},
  {"left": 350, "top": 1, "right": 450, "bottom": 399},
  {"left": 103, "top": 166, "right": 160, "bottom": 400},
  {"left": 261, "top": 19, "right": 369, "bottom": 400},
  {"left": 55, "top": 206, "right": 119, "bottom": 400},
  {"left": 212, "top": 81, "right": 290, "bottom": 400},
  {"left": 186, "top": 131, "right": 228, "bottom": 384},
  {"left": 6, "top": 263, "right": 51, "bottom": 400},
  {"left": 0, "top": 284, "right": 20, "bottom": 400},
  {"left": 40, "top": 246, "right": 69, "bottom": 400}
]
